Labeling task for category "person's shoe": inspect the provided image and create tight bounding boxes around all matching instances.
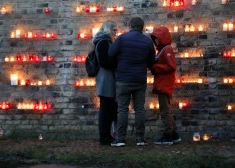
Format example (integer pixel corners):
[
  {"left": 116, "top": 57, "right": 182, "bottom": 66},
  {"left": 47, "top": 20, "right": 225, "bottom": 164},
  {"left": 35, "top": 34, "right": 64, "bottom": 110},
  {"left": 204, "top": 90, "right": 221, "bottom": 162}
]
[
  {"left": 99, "top": 135, "right": 114, "bottom": 145},
  {"left": 154, "top": 135, "right": 173, "bottom": 145},
  {"left": 136, "top": 139, "right": 148, "bottom": 146},
  {"left": 111, "top": 140, "right": 126, "bottom": 147},
  {"left": 172, "top": 131, "right": 181, "bottom": 144}
]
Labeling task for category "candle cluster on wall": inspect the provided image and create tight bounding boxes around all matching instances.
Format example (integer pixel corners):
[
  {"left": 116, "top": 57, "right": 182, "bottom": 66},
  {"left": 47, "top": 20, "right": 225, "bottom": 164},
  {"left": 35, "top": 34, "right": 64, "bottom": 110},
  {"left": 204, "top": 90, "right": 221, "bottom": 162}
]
[
  {"left": 17, "top": 101, "right": 52, "bottom": 111},
  {"left": 223, "top": 78, "right": 234, "bottom": 84},
  {"left": 77, "top": 33, "right": 90, "bottom": 39},
  {"left": 10, "top": 74, "right": 51, "bottom": 86},
  {"left": 10, "top": 30, "right": 57, "bottom": 39},
  {"left": 176, "top": 78, "right": 203, "bottom": 84},
  {"left": 73, "top": 56, "right": 86, "bottom": 63},
  {"left": 179, "top": 102, "right": 188, "bottom": 109},
  {"left": 184, "top": 24, "right": 204, "bottom": 32},
  {"left": 149, "top": 102, "right": 159, "bottom": 109},
  {"left": 223, "top": 50, "right": 235, "bottom": 57},
  {"left": 74, "top": 79, "right": 96, "bottom": 87},
  {"left": 0, "top": 102, "right": 10, "bottom": 110},
  {"left": 145, "top": 26, "right": 154, "bottom": 34},
  {"left": 107, "top": 6, "right": 124, "bottom": 12},
  {"left": 163, "top": 0, "right": 184, "bottom": 7},
  {"left": 177, "top": 52, "right": 203, "bottom": 58},
  {"left": 223, "top": 22, "right": 234, "bottom": 31},
  {"left": 76, "top": 5, "right": 101, "bottom": 13},
  {"left": 5, "top": 55, "right": 53, "bottom": 62},
  {"left": 193, "top": 133, "right": 211, "bottom": 141}
]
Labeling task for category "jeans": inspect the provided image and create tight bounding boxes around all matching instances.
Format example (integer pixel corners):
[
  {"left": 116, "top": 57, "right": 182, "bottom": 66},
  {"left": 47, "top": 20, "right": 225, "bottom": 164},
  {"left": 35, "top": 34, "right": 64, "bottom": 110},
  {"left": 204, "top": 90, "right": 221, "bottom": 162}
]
[{"left": 116, "top": 81, "right": 147, "bottom": 141}]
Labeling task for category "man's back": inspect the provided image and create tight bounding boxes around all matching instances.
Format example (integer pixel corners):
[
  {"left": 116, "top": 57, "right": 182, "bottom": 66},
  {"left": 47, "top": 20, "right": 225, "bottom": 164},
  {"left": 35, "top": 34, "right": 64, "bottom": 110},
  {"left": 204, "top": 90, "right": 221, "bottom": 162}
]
[{"left": 108, "top": 29, "right": 155, "bottom": 83}]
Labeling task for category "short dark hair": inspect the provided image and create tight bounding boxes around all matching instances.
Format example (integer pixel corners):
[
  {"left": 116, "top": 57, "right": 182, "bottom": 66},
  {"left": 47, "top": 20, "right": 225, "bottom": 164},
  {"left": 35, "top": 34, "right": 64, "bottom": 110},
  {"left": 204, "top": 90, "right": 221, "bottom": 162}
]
[{"left": 129, "top": 17, "right": 144, "bottom": 31}]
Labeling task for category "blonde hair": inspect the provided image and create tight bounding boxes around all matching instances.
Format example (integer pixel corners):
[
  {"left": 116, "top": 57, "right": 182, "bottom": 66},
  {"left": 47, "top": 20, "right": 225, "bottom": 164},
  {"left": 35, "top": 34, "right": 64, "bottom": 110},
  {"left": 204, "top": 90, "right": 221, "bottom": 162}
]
[{"left": 98, "top": 20, "right": 117, "bottom": 35}]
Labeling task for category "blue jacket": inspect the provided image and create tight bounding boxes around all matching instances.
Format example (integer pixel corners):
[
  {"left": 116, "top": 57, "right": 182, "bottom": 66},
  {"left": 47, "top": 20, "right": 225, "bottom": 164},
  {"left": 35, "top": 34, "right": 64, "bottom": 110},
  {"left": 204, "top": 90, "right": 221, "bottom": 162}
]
[{"left": 108, "top": 29, "right": 155, "bottom": 83}]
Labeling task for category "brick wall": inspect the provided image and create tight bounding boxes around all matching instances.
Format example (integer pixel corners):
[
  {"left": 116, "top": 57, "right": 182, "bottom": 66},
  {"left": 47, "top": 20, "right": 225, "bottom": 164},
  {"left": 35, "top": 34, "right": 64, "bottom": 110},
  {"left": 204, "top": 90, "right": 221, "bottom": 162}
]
[{"left": 0, "top": 0, "right": 235, "bottom": 140}]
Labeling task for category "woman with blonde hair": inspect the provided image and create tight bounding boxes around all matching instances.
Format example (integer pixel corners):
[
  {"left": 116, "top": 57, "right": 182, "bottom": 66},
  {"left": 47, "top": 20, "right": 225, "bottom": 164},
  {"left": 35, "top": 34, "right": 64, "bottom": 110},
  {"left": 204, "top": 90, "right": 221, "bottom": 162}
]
[{"left": 92, "top": 20, "right": 118, "bottom": 145}]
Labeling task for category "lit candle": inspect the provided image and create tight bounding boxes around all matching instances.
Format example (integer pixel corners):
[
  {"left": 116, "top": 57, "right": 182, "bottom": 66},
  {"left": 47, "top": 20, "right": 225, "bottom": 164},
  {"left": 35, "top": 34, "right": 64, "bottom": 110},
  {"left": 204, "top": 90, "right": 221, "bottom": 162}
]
[
  {"left": 10, "top": 56, "right": 15, "bottom": 61},
  {"left": 184, "top": 53, "right": 189, "bottom": 57},
  {"left": 221, "top": 0, "right": 227, "bottom": 4},
  {"left": 185, "top": 25, "right": 190, "bottom": 32},
  {"left": 174, "top": 25, "right": 179, "bottom": 32},
  {"left": 20, "top": 79, "right": 26, "bottom": 86},
  {"left": 145, "top": 26, "right": 153, "bottom": 34},
  {"left": 193, "top": 132, "right": 200, "bottom": 141},
  {"left": 179, "top": 102, "right": 183, "bottom": 109},
  {"left": 228, "top": 105, "right": 232, "bottom": 110},
  {"left": 117, "top": 6, "right": 124, "bottom": 11},
  {"left": 4, "top": 56, "right": 9, "bottom": 62},
  {"left": 198, "top": 79, "right": 203, "bottom": 83},
  {"left": 46, "top": 33, "right": 50, "bottom": 38},
  {"left": 203, "top": 134, "right": 210, "bottom": 141},
  {"left": 149, "top": 103, "right": 154, "bottom": 109},
  {"left": 1, "top": 6, "right": 6, "bottom": 15},
  {"left": 190, "top": 25, "right": 195, "bottom": 32},
  {"left": 46, "top": 79, "right": 50, "bottom": 85},
  {"left": 10, "top": 32, "right": 15, "bottom": 38},
  {"left": 28, "top": 32, "right": 33, "bottom": 38},
  {"left": 16, "top": 30, "right": 21, "bottom": 38},
  {"left": 192, "top": 0, "right": 197, "bottom": 5},
  {"left": 76, "top": 6, "right": 81, "bottom": 12},
  {"left": 38, "top": 80, "right": 43, "bottom": 85},
  {"left": 10, "top": 74, "right": 18, "bottom": 85},
  {"left": 163, "top": 0, "right": 167, "bottom": 7},
  {"left": 39, "top": 134, "right": 43, "bottom": 140},
  {"left": 198, "top": 25, "right": 203, "bottom": 31},
  {"left": 228, "top": 22, "right": 233, "bottom": 31},
  {"left": 223, "top": 23, "right": 228, "bottom": 31}
]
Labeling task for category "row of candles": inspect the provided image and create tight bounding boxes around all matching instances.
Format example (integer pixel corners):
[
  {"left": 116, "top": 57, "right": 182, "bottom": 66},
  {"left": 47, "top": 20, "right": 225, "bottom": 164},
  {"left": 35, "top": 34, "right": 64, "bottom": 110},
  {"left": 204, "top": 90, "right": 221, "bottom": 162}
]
[
  {"left": 10, "top": 30, "right": 57, "bottom": 39},
  {"left": 8, "top": 22, "right": 235, "bottom": 40},
  {"left": 10, "top": 76, "right": 234, "bottom": 86},
  {"left": 0, "top": 101, "right": 52, "bottom": 110},
  {"left": 0, "top": 100, "right": 234, "bottom": 111},
  {"left": 10, "top": 74, "right": 51, "bottom": 86},
  {"left": 4, "top": 55, "right": 53, "bottom": 62},
  {"left": 0, "top": 0, "right": 230, "bottom": 16}
]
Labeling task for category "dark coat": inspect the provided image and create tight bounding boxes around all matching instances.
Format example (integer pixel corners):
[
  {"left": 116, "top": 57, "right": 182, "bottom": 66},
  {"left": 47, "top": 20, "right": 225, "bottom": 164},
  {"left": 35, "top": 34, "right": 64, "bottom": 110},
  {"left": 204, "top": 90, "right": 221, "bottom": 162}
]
[
  {"left": 108, "top": 29, "right": 155, "bottom": 83},
  {"left": 93, "top": 33, "right": 116, "bottom": 98}
]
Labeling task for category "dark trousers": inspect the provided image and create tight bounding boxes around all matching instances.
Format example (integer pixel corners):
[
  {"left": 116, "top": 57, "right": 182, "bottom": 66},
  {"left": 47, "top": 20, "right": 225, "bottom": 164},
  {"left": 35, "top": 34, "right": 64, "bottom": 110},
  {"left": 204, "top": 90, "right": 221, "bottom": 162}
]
[
  {"left": 158, "top": 93, "right": 176, "bottom": 135},
  {"left": 116, "top": 81, "right": 147, "bottom": 141},
  {"left": 99, "top": 96, "right": 117, "bottom": 136}
]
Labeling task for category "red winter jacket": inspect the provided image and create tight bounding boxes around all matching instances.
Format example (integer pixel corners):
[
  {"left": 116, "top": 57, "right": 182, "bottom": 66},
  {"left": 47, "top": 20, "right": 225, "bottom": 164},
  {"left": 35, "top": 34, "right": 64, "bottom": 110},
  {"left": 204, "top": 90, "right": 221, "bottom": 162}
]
[{"left": 150, "top": 26, "right": 176, "bottom": 98}]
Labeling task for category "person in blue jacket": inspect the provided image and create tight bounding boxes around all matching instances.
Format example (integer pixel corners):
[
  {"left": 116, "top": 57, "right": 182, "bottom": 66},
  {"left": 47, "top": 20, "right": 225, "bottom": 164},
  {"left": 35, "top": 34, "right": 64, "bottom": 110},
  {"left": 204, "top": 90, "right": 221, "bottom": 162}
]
[{"left": 108, "top": 17, "right": 155, "bottom": 147}]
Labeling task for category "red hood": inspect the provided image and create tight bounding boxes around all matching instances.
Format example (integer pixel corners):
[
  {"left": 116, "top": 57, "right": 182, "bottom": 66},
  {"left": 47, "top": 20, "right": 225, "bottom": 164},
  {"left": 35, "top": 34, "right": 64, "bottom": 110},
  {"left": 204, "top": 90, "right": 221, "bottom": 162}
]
[{"left": 151, "top": 26, "right": 172, "bottom": 50}]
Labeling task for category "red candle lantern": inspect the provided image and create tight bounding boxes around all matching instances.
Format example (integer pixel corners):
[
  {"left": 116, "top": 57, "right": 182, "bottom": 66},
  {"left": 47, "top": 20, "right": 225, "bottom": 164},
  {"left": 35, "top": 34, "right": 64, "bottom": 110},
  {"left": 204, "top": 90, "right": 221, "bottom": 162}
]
[
  {"left": 44, "top": 7, "right": 51, "bottom": 14},
  {"left": 170, "top": 0, "right": 184, "bottom": 7},
  {"left": 47, "top": 56, "right": 53, "bottom": 62},
  {"left": 77, "top": 33, "right": 90, "bottom": 39},
  {"left": 86, "top": 5, "right": 101, "bottom": 13}
]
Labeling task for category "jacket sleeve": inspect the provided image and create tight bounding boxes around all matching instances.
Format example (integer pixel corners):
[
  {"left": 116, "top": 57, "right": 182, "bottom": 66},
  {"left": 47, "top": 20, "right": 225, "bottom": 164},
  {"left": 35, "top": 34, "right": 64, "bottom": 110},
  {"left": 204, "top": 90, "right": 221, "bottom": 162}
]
[
  {"left": 97, "top": 40, "right": 116, "bottom": 69},
  {"left": 147, "top": 43, "right": 156, "bottom": 70},
  {"left": 151, "top": 47, "right": 176, "bottom": 74},
  {"left": 108, "top": 36, "right": 122, "bottom": 59}
]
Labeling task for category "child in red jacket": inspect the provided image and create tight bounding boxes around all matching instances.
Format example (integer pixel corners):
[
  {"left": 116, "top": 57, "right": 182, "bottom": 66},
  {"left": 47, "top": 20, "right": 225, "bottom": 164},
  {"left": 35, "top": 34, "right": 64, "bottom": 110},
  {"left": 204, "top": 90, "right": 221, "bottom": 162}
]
[{"left": 151, "top": 26, "right": 181, "bottom": 145}]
